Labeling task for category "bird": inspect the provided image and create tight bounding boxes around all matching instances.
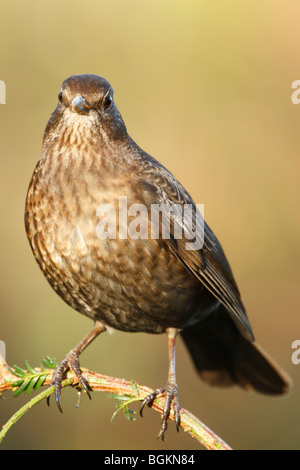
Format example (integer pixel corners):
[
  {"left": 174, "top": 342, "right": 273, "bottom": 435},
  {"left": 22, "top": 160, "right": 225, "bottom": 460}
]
[{"left": 25, "top": 74, "right": 291, "bottom": 440}]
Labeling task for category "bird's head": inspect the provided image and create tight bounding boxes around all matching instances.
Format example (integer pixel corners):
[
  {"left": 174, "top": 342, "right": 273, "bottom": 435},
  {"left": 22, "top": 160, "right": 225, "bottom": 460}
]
[{"left": 43, "top": 74, "right": 128, "bottom": 147}]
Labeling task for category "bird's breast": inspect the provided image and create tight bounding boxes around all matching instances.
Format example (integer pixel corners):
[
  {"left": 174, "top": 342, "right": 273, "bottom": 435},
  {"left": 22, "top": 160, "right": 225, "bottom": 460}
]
[{"left": 25, "top": 153, "right": 204, "bottom": 333}]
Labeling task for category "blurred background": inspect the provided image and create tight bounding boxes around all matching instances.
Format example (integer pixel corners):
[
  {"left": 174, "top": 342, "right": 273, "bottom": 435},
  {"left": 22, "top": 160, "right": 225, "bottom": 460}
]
[{"left": 0, "top": 0, "right": 299, "bottom": 450}]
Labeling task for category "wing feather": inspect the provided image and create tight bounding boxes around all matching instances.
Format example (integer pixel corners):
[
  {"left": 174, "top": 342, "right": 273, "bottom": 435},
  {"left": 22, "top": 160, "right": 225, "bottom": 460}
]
[{"left": 140, "top": 159, "right": 254, "bottom": 340}]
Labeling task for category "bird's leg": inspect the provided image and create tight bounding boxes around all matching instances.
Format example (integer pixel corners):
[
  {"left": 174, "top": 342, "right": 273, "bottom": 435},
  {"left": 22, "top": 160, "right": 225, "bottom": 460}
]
[
  {"left": 140, "top": 327, "right": 181, "bottom": 441},
  {"left": 47, "top": 320, "right": 106, "bottom": 412}
]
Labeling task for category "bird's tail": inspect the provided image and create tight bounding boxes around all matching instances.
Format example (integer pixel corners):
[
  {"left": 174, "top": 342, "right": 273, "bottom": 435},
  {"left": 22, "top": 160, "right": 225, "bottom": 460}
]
[{"left": 180, "top": 305, "right": 291, "bottom": 395}]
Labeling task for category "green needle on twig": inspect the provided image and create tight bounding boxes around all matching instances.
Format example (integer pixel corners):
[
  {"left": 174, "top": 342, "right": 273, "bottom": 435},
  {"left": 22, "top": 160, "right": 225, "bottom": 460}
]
[
  {"left": 0, "top": 354, "right": 232, "bottom": 450},
  {"left": 0, "top": 379, "right": 72, "bottom": 444}
]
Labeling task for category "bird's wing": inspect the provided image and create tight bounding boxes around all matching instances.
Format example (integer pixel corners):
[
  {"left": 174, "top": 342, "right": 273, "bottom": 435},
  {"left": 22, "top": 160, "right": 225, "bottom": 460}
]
[{"left": 140, "top": 156, "right": 254, "bottom": 340}]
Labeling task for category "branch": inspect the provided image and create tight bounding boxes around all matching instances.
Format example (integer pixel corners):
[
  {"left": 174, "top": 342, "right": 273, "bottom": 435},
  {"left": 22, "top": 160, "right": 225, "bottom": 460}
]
[{"left": 0, "top": 354, "right": 231, "bottom": 450}]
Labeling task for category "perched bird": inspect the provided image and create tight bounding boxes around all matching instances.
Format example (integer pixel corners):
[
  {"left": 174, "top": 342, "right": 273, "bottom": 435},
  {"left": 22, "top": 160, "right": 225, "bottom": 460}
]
[{"left": 25, "top": 74, "right": 291, "bottom": 440}]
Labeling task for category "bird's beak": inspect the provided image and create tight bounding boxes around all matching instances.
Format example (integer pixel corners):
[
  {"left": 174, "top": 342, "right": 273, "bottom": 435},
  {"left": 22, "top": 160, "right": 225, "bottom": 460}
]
[{"left": 70, "top": 95, "right": 91, "bottom": 115}]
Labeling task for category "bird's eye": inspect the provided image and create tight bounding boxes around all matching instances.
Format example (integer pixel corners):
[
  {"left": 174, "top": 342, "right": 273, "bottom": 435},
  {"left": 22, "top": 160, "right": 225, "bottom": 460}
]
[
  {"left": 103, "top": 95, "right": 113, "bottom": 110},
  {"left": 58, "top": 91, "right": 63, "bottom": 103}
]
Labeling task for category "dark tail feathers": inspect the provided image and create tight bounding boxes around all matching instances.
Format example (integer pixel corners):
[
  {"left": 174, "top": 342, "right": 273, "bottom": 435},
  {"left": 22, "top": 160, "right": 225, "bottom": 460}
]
[{"left": 181, "top": 305, "right": 291, "bottom": 395}]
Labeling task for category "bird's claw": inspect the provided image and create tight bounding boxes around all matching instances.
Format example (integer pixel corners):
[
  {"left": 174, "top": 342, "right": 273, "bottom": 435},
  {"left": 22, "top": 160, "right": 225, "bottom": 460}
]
[
  {"left": 140, "top": 381, "right": 181, "bottom": 441},
  {"left": 47, "top": 350, "right": 91, "bottom": 412}
]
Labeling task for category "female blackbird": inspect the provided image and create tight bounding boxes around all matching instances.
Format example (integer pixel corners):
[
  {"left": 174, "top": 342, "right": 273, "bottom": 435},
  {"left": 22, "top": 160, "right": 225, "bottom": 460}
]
[{"left": 25, "top": 74, "right": 291, "bottom": 440}]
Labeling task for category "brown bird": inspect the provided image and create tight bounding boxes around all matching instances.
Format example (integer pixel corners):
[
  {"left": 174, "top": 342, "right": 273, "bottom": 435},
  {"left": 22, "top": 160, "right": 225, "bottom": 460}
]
[{"left": 25, "top": 74, "right": 291, "bottom": 440}]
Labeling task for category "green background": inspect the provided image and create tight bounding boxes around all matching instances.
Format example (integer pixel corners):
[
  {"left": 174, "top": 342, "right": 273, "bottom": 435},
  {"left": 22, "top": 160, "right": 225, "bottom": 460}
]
[{"left": 0, "top": 0, "right": 299, "bottom": 450}]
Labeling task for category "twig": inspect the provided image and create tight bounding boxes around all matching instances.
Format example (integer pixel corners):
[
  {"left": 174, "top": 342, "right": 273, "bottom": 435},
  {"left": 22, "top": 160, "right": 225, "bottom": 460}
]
[{"left": 0, "top": 354, "right": 232, "bottom": 450}]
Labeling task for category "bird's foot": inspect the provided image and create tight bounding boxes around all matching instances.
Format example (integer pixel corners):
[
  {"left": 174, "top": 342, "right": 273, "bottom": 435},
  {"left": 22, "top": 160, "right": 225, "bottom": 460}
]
[
  {"left": 47, "top": 349, "right": 91, "bottom": 412},
  {"left": 140, "top": 380, "right": 181, "bottom": 441}
]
